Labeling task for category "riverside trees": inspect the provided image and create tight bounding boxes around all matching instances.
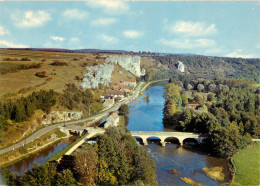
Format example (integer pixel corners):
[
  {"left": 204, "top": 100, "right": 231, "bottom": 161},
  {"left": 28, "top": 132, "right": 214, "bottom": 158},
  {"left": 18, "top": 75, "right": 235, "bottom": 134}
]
[
  {"left": 2, "top": 127, "right": 157, "bottom": 185},
  {"left": 163, "top": 77, "right": 259, "bottom": 158}
]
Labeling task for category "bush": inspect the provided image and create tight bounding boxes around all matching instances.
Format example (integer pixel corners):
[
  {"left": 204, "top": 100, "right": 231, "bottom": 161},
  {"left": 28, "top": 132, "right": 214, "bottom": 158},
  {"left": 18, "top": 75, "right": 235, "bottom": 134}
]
[
  {"left": 21, "top": 57, "right": 31, "bottom": 61},
  {"left": 119, "top": 104, "right": 129, "bottom": 116},
  {"left": 19, "top": 146, "right": 28, "bottom": 154},
  {"left": 50, "top": 60, "right": 68, "bottom": 66},
  {"left": 35, "top": 71, "right": 47, "bottom": 78}
]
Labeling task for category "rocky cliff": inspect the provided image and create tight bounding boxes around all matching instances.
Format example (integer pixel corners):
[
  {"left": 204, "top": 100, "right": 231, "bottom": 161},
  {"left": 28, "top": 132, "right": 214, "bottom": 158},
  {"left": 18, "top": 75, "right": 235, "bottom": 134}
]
[
  {"left": 103, "top": 54, "right": 142, "bottom": 76},
  {"left": 177, "top": 61, "right": 185, "bottom": 72},
  {"left": 42, "top": 111, "right": 83, "bottom": 125},
  {"left": 81, "top": 63, "right": 114, "bottom": 89},
  {"left": 81, "top": 54, "right": 145, "bottom": 89}
]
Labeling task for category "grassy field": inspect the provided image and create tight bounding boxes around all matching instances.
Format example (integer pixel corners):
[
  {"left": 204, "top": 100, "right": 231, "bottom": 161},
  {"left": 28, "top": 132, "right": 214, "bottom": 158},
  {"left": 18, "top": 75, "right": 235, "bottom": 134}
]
[
  {"left": 0, "top": 49, "right": 134, "bottom": 99},
  {"left": 232, "top": 142, "right": 260, "bottom": 185}
]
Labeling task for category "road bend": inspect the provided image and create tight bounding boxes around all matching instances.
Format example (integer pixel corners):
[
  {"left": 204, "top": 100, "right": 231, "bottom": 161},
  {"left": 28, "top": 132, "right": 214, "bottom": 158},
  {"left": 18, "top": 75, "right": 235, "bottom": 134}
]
[{"left": 0, "top": 82, "right": 144, "bottom": 155}]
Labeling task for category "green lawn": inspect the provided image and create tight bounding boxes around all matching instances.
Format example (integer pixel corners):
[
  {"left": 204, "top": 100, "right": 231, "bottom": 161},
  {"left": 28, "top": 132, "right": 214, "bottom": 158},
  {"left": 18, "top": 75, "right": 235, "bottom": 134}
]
[
  {"left": 118, "top": 115, "right": 125, "bottom": 127},
  {"left": 232, "top": 142, "right": 260, "bottom": 185}
]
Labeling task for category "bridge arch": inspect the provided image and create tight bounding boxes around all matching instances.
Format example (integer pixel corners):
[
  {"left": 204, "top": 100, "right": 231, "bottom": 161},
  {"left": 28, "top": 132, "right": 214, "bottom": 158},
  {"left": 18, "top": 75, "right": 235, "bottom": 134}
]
[
  {"left": 183, "top": 138, "right": 200, "bottom": 146},
  {"left": 146, "top": 136, "right": 161, "bottom": 145},
  {"left": 164, "top": 137, "right": 181, "bottom": 145},
  {"left": 133, "top": 136, "right": 144, "bottom": 145}
]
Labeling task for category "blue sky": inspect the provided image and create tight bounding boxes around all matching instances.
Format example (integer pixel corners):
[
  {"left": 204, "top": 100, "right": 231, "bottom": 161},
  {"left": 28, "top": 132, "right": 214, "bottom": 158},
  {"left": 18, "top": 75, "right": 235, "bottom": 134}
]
[{"left": 0, "top": 1, "right": 259, "bottom": 58}]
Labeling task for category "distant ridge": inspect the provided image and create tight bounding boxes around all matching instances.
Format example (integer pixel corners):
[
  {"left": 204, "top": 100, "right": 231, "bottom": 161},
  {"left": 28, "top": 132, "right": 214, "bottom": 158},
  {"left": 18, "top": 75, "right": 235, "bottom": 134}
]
[{"left": 0, "top": 47, "right": 200, "bottom": 56}]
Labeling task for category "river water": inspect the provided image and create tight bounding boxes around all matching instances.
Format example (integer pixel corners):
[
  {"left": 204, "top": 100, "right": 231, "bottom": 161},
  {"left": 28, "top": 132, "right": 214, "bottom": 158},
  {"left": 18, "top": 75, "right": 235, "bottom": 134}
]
[
  {"left": 7, "top": 81, "right": 229, "bottom": 185},
  {"left": 127, "top": 81, "right": 229, "bottom": 185},
  {"left": 7, "top": 137, "right": 76, "bottom": 176}
]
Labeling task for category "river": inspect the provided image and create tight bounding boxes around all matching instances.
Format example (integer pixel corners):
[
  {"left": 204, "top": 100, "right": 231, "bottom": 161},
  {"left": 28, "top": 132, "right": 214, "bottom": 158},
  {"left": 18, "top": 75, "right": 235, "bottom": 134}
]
[
  {"left": 127, "top": 81, "right": 229, "bottom": 185},
  {"left": 7, "top": 81, "right": 229, "bottom": 185},
  {"left": 6, "top": 137, "right": 76, "bottom": 176}
]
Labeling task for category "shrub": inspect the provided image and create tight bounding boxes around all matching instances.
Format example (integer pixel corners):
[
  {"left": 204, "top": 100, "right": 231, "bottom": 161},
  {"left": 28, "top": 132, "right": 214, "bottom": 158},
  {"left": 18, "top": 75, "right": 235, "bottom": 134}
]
[
  {"left": 50, "top": 60, "right": 68, "bottom": 66},
  {"left": 19, "top": 146, "right": 28, "bottom": 154},
  {"left": 35, "top": 71, "right": 47, "bottom": 78},
  {"left": 21, "top": 57, "right": 31, "bottom": 61}
]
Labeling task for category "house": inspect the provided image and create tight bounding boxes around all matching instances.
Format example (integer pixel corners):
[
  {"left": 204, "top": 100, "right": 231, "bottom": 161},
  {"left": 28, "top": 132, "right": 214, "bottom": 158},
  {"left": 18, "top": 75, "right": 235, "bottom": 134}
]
[
  {"left": 103, "top": 99, "right": 114, "bottom": 109},
  {"left": 106, "top": 90, "right": 124, "bottom": 98},
  {"left": 104, "top": 112, "right": 120, "bottom": 128},
  {"left": 185, "top": 104, "right": 202, "bottom": 110},
  {"left": 120, "top": 85, "right": 133, "bottom": 93},
  {"left": 121, "top": 79, "right": 136, "bottom": 87},
  {"left": 112, "top": 83, "right": 133, "bottom": 93}
]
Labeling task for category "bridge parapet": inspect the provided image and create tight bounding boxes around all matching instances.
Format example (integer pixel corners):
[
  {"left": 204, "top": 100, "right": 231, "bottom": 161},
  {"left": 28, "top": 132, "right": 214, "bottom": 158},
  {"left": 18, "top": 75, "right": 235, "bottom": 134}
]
[{"left": 131, "top": 131, "right": 206, "bottom": 146}]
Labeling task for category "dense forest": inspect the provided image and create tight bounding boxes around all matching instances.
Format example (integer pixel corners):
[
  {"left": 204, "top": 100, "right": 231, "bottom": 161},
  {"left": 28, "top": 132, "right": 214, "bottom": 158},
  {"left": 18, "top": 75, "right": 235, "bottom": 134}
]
[
  {"left": 163, "top": 75, "right": 259, "bottom": 158},
  {"left": 2, "top": 126, "right": 157, "bottom": 185},
  {"left": 144, "top": 55, "right": 259, "bottom": 83}
]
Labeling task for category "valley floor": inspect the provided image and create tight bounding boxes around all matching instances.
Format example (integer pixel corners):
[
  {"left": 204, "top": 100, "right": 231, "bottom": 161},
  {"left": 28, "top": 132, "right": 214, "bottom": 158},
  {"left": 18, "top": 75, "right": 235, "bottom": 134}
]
[{"left": 232, "top": 142, "right": 260, "bottom": 185}]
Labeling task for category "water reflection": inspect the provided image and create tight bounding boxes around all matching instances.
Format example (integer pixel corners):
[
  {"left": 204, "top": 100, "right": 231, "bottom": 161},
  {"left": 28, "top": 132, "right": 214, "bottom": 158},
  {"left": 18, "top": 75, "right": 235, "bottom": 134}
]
[
  {"left": 127, "top": 82, "right": 229, "bottom": 185},
  {"left": 7, "top": 137, "right": 76, "bottom": 176}
]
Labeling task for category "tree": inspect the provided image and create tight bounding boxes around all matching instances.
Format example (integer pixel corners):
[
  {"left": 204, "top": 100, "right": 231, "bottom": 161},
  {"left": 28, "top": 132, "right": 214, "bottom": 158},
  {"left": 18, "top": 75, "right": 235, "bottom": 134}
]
[
  {"left": 207, "top": 93, "right": 216, "bottom": 102},
  {"left": 186, "top": 84, "right": 193, "bottom": 91},
  {"left": 209, "top": 123, "right": 243, "bottom": 158},
  {"left": 197, "top": 84, "right": 204, "bottom": 92},
  {"left": 55, "top": 169, "right": 76, "bottom": 185},
  {"left": 208, "top": 84, "right": 216, "bottom": 92},
  {"left": 164, "top": 83, "right": 182, "bottom": 106},
  {"left": 181, "top": 94, "right": 188, "bottom": 105},
  {"left": 75, "top": 147, "right": 98, "bottom": 185},
  {"left": 119, "top": 104, "right": 129, "bottom": 116},
  {"left": 193, "top": 94, "right": 204, "bottom": 104}
]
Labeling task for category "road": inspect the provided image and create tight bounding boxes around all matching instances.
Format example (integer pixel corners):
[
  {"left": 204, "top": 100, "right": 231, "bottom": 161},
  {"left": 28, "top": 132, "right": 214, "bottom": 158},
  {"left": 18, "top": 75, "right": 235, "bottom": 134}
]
[{"left": 0, "top": 82, "right": 144, "bottom": 155}]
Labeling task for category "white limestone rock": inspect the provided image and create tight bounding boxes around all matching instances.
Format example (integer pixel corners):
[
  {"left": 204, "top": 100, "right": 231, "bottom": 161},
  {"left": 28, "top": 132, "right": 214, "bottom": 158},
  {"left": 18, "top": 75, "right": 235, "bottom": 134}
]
[
  {"left": 177, "top": 61, "right": 185, "bottom": 72},
  {"left": 42, "top": 111, "right": 83, "bottom": 125},
  {"left": 103, "top": 54, "right": 141, "bottom": 76},
  {"left": 81, "top": 63, "right": 114, "bottom": 89},
  {"left": 141, "top": 68, "right": 146, "bottom": 76}
]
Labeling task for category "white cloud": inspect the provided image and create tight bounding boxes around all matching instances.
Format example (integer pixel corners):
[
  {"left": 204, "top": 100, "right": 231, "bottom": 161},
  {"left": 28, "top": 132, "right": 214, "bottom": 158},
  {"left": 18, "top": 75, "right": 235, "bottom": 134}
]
[
  {"left": 226, "top": 49, "right": 258, "bottom": 58},
  {"left": 11, "top": 10, "right": 51, "bottom": 27},
  {"left": 159, "top": 38, "right": 216, "bottom": 49},
  {"left": 87, "top": 0, "right": 129, "bottom": 14},
  {"left": 70, "top": 37, "right": 79, "bottom": 42},
  {"left": 170, "top": 21, "right": 217, "bottom": 36},
  {"left": 62, "top": 9, "right": 89, "bottom": 20},
  {"left": 51, "top": 36, "right": 65, "bottom": 41},
  {"left": 123, "top": 30, "right": 142, "bottom": 38},
  {"left": 91, "top": 18, "right": 116, "bottom": 26},
  {"left": 0, "top": 26, "right": 7, "bottom": 35},
  {"left": 100, "top": 34, "right": 118, "bottom": 43},
  {"left": 0, "top": 40, "right": 29, "bottom": 48}
]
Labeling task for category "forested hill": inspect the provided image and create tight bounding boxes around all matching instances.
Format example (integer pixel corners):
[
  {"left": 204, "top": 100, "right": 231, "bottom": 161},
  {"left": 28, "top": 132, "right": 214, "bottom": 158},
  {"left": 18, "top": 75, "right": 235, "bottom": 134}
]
[{"left": 141, "top": 55, "right": 259, "bottom": 83}]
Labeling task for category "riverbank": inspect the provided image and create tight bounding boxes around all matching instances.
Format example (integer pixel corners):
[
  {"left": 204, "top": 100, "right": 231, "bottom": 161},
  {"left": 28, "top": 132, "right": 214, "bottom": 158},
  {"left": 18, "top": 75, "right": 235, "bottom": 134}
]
[
  {"left": 231, "top": 142, "right": 260, "bottom": 185},
  {"left": 0, "top": 129, "right": 68, "bottom": 167}
]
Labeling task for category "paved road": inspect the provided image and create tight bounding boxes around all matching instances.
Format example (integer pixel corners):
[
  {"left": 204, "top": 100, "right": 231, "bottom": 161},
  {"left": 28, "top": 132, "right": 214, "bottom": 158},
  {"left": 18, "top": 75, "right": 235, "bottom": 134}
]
[{"left": 0, "top": 82, "right": 144, "bottom": 155}]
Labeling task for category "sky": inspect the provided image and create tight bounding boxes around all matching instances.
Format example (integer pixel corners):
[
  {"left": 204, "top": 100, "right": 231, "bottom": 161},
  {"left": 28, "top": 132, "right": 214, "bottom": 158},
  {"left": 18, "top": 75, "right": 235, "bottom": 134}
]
[{"left": 0, "top": 0, "right": 259, "bottom": 58}]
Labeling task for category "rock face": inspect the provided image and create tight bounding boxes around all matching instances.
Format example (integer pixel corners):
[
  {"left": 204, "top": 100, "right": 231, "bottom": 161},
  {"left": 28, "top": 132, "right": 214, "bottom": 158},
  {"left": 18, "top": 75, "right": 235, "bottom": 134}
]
[
  {"left": 81, "top": 63, "right": 114, "bottom": 89},
  {"left": 81, "top": 54, "right": 143, "bottom": 89},
  {"left": 42, "top": 111, "right": 83, "bottom": 125},
  {"left": 104, "top": 54, "right": 141, "bottom": 76},
  {"left": 141, "top": 68, "right": 146, "bottom": 76},
  {"left": 177, "top": 61, "right": 185, "bottom": 72}
]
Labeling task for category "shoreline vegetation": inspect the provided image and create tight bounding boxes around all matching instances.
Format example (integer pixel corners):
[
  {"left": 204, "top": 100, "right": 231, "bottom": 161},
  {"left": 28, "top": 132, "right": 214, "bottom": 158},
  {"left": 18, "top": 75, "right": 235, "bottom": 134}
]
[
  {"left": 0, "top": 129, "right": 68, "bottom": 167},
  {"left": 0, "top": 80, "right": 165, "bottom": 170}
]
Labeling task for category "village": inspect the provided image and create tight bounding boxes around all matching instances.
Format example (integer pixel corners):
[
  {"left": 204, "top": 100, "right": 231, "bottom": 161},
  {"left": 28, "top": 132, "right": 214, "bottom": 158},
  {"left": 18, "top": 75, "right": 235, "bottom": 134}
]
[{"left": 101, "top": 78, "right": 137, "bottom": 128}]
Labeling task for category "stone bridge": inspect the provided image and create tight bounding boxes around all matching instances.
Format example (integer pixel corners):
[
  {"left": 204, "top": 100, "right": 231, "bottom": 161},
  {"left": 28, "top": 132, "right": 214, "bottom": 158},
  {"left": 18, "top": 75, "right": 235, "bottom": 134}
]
[{"left": 131, "top": 131, "right": 206, "bottom": 146}]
